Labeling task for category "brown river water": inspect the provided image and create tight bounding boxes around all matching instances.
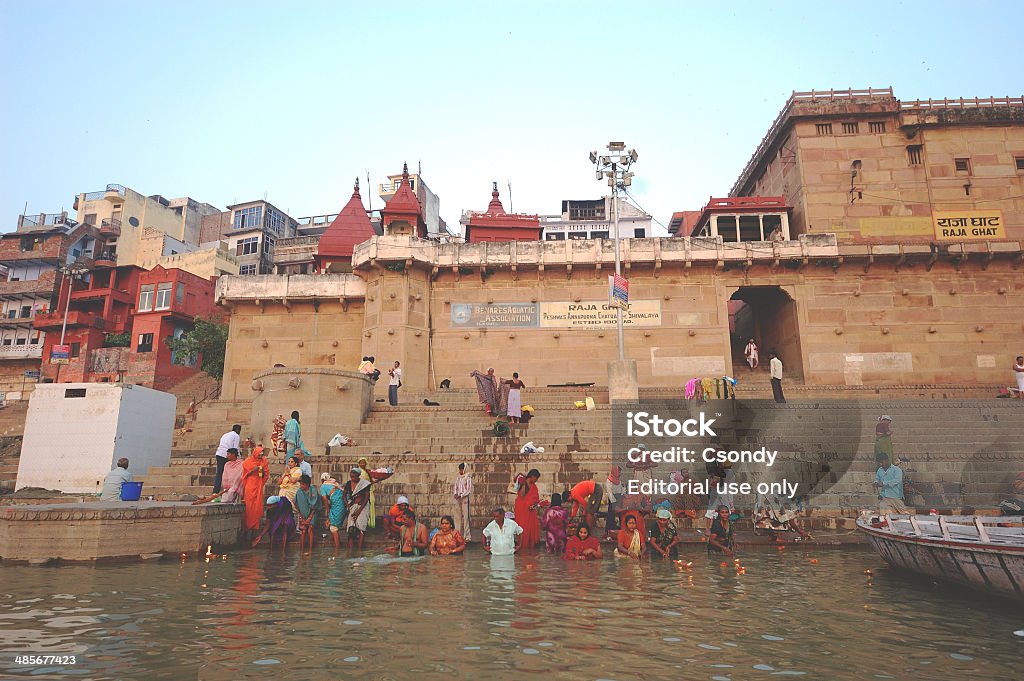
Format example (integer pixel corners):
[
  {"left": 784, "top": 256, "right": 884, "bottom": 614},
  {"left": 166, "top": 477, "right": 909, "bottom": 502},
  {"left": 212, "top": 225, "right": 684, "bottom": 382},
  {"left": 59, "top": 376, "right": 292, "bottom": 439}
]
[{"left": 0, "top": 545, "right": 1020, "bottom": 680}]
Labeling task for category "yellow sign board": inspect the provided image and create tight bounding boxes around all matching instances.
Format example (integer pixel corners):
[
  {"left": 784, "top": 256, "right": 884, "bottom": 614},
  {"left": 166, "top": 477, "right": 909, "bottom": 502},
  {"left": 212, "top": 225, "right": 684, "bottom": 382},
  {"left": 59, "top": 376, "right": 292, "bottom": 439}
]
[
  {"left": 539, "top": 300, "right": 661, "bottom": 328},
  {"left": 932, "top": 210, "right": 1005, "bottom": 241},
  {"left": 858, "top": 217, "right": 933, "bottom": 238}
]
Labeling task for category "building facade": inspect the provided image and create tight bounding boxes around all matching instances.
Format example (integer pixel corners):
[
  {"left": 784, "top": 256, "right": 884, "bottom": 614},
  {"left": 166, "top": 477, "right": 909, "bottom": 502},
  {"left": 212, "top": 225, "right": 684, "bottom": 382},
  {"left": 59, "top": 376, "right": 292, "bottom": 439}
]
[
  {"left": 540, "top": 197, "right": 653, "bottom": 241},
  {"left": 379, "top": 169, "right": 447, "bottom": 238},
  {"left": 0, "top": 213, "right": 100, "bottom": 399},
  {"left": 729, "top": 88, "right": 1024, "bottom": 243},
  {"left": 459, "top": 183, "right": 541, "bottom": 242},
  {"left": 200, "top": 200, "right": 300, "bottom": 275}
]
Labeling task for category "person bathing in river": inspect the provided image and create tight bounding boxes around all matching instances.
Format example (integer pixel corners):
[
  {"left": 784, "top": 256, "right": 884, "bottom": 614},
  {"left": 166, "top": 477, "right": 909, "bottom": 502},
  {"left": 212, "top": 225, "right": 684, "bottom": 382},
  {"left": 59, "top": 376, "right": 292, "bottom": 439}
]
[
  {"left": 294, "top": 474, "right": 323, "bottom": 554},
  {"left": 252, "top": 496, "right": 295, "bottom": 553},
  {"left": 649, "top": 508, "right": 681, "bottom": 560},
  {"left": 397, "top": 510, "right": 430, "bottom": 557},
  {"left": 616, "top": 512, "right": 646, "bottom": 559},
  {"left": 429, "top": 515, "right": 466, "bottom": 555},
  {"left": 568, "top": 478, "right": 604, "bottom": 531},
  {"left": 503, "top": 372, "right": 526, "bottom": 423},
  {"left": 541, "top": 493, "right": 569, "bottom": 554},
  {"left": 320, "top": 472, "right": 347, "bottom": 550},
  {"left": 344, "top": 468, "right": 371, "bottom": 550},
  {"left": 384, "top": 495, "right": 414, "bottom": 540},
  {"left": 707, "top": 505, "right": 736, "bottom": 557},
  {"left": 514, "top": 469, "right": 542, "bottom": 550},
  {"left": 564, "top": 524, "right": 603, "bottom": 560}
]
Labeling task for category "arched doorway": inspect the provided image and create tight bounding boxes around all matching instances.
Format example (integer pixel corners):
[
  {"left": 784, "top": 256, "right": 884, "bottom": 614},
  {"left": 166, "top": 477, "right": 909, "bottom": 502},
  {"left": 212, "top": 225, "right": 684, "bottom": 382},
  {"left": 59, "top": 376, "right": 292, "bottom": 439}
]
[{"left": 728, "top": 286, "right": 804, "bottom": 380}]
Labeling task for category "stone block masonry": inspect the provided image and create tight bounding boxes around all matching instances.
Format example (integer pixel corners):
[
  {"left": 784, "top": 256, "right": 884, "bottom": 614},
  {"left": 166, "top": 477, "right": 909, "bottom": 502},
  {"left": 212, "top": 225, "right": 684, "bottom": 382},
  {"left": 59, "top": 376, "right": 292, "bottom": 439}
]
[{"left": 0, "top": 502, "right": 243, "bottom": 563}]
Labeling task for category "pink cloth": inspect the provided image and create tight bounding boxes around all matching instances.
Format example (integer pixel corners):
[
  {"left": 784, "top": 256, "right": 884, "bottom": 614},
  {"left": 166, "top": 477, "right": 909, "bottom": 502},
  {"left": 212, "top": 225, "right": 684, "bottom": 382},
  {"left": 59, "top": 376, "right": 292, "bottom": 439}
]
[{"left": 221, "top": 459, "right": 244, "bottom": 503}]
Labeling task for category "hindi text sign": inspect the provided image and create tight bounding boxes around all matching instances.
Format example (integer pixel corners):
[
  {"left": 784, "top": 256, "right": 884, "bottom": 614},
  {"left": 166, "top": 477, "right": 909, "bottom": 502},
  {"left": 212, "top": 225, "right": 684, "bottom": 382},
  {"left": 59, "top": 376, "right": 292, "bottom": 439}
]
[{"left": 933, "top": 210, "right": 1005, "bottom": 241}]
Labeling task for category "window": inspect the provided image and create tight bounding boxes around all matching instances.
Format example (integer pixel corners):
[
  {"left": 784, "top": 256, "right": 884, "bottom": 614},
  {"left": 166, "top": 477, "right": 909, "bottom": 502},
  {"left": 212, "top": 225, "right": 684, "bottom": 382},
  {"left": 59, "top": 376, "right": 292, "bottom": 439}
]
[
  {"left": 907, "top": 145, "right": 923, "bottom": 166},
  {"left": 233, "top": 206, "right": 263, "bottom": 230},
  {"left": 545, "top": 233, "right": 565, "bottom": 241},
  {"left": 176, "top": 282, "right": 185, "bottom": 303},
  {"left": 138, "top": 284, "right": 154, "bottom": 311},
  {"left": 155, "top": 282, "right": 172, "bottom": 310},
  {"left": 19, "top": 305, "right": 31, "bottom": 318},
  {"left": 236, "top": 236, "right": 259, "bottom": 256},
  {"left": 84, "top": 213, "right": 97, "bottom": 225},
  {"left": 1015, "top": 157, "right": 1024, "bottom": 172},
  {"left": 842, "top": 122, "right": 859, "bottom": 134},
  {"left": 634, "top": 228, "right": 646, "bottom": 238},
  {"left": 137, "top": 333, "right": 154, "bottom": 353},
  {"left": 266, "top": 208, "right": 287, "bottom": 235},
  {"left": 954, "top": 158, "right": 971, "bottom": 174},
  {"left": 70, "top": 342, "right": 81, "bottom": 358},
  {"left": 568, "top": 232, "right": 589, "bottom": 240},
  {"left": 19, "top": 236, "right": 43, "bottom": 252},
  {"left": 1, "top": 339, "right": 9, "bottom": 346},
  {"left": 239, "top": 264, "right": 258, "bottom": 275},
  {"left": 15, "top": 337, "right": 26, "bottom": 346},
  {"left": 64, "top": 388, "right": 87, "bottom": 398},
  {"left": 590, "top": 231, "right": 609, "bottom": 239},
  {"left": 869, "top": 121, "right": 886, "bottom": 133},
  {"left": 815, "top": 123, "right": 832, "bottom": 136}
]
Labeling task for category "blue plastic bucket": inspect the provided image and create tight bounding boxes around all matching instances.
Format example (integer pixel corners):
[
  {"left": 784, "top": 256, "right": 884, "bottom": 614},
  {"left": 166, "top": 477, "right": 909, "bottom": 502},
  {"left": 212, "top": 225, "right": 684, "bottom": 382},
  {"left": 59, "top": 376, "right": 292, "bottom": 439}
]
[{"left": 120, "top": 481, "right": 144, "bottom": 501}]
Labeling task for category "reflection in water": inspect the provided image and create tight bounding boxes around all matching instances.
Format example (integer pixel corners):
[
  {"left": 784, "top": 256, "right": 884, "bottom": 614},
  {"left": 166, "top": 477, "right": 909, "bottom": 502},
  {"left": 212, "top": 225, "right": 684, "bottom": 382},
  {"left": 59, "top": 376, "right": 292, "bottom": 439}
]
[{"left": 0, "top": 547, "right": 1020, "bottom": 680}]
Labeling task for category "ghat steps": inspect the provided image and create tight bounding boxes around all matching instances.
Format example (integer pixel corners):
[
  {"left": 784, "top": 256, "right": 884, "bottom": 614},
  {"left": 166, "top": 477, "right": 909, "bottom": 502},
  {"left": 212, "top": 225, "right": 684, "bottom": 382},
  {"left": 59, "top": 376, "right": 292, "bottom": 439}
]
[{"left": 146, "top": 400, "right": 1022, "bottom": 530}]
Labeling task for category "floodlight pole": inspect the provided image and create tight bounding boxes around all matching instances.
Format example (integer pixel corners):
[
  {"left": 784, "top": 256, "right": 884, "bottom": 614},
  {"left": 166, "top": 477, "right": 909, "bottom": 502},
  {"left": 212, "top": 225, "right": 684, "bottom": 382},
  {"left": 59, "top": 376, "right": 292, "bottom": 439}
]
[{"left": 590, "top": 142, "right": 638, "bottom": 362}]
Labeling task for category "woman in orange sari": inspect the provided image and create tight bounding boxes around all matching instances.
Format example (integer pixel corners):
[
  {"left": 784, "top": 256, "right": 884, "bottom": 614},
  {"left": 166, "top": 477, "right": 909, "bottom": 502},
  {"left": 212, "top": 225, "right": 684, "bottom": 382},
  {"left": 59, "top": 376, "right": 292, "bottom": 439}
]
[
  {"left": 241, "top": 444, "right": 270, "bottom": 537},
  {"left": 514, "top": 469, "right": 542, "bottom": 550}
]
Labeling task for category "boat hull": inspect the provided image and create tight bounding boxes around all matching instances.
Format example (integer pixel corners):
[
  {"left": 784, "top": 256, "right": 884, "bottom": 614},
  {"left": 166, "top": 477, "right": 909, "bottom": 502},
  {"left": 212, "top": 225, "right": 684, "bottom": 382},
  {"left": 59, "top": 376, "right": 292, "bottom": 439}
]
[{"left": 859, "top": 521, "right": 1024, "bottom": 600}]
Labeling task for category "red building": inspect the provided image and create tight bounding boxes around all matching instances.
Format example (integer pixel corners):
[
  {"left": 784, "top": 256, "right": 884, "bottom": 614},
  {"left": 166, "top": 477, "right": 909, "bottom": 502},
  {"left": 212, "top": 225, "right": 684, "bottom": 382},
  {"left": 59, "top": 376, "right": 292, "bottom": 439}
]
[
  {"left": 34, "top": 264, "right": 216, "bottom": 390},
  {"left": 314, "top": 179, "right": 377, "bottom": 273},
  {"left": 461, "top": 182, "right": 541, "bottom": 242}
]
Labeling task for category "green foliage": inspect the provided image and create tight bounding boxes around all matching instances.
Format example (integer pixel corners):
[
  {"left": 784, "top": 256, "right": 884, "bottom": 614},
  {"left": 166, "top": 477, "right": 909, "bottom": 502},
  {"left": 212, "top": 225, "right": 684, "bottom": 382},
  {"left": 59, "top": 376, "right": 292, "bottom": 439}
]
[
  {"left": 102, "top": 332, "right": 131, "bottom": 348},
  {"left": 164, "top": 317, "right": 229, "bottom": 379}
]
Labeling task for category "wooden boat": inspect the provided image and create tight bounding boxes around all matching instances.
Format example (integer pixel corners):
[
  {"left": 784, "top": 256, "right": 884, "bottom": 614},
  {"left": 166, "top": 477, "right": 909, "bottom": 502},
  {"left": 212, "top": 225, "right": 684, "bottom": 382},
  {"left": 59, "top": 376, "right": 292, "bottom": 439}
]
[{"left": 857, "top": 514, "right": 1024, "bottom": 600}]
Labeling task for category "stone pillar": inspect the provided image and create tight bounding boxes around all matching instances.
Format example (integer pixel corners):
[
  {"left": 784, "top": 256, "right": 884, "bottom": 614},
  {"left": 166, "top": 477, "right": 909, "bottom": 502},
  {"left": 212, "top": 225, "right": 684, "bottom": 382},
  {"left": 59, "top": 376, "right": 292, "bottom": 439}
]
[{"left": 608, "top": 359, "right": 638, "bottom": 402}]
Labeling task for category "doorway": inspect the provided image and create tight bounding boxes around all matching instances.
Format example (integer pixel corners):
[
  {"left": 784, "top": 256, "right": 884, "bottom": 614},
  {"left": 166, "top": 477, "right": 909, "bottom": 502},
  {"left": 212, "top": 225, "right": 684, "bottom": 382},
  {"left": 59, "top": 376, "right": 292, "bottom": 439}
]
[{"left": 728, "top": 286, "right": 803, "bottom": 380}]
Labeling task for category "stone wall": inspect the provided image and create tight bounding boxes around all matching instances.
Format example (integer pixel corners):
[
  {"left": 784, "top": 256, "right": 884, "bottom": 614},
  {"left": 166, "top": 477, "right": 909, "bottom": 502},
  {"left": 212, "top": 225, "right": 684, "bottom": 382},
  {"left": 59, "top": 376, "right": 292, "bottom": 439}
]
[
  {"left": 0, "top": 502, "right": 243, "bottom": 562},
  {"left": 216, "top": 236, "right": 1023, "bottom": 396}
]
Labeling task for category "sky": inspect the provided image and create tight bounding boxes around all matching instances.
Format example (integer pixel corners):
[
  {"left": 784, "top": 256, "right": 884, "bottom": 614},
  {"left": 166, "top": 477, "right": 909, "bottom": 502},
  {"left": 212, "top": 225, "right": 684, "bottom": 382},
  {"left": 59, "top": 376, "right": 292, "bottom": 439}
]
[{"left": 1, "top": 0, "right": 1021, "bottom": 235}]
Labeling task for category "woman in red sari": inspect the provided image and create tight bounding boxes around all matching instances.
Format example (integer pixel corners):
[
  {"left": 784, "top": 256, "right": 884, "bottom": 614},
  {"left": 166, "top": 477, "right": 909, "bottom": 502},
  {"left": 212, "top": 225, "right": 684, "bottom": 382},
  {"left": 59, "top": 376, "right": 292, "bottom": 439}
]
[
  {"left": 241, "top": 444, "right": 270, "bottom": 538},
  {"left": 514, "top": 469, "right": 542, "bottom": 550}
]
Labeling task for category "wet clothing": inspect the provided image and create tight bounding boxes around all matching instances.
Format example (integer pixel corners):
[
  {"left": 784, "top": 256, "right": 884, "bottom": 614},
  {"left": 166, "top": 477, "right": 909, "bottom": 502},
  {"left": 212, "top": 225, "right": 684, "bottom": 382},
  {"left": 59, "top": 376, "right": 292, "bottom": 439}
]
[
  {"left": 707, "top": 517, "right": 734, "bottom": 553},
  {"left": 650, "top": 522, "right": 679, "bottom": 559}
]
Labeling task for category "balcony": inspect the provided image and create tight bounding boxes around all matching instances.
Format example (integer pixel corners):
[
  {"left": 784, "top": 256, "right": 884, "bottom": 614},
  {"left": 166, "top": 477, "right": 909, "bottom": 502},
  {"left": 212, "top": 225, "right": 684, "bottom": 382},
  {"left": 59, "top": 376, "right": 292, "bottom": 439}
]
[
  {"left": 0, "top": 343, "right": 43, "bottom": 360},
  {"left": 99, "top": 218, "right": 121, "bottom": 238},
  {"left": 93, "top": 251, "right": 118, "bottom": 268},
  {"left": 32, "top": 310, "right": 108, "bottom": 331},
  {"left": 0, "top": 311, "right": 41, "bottom": 329}
]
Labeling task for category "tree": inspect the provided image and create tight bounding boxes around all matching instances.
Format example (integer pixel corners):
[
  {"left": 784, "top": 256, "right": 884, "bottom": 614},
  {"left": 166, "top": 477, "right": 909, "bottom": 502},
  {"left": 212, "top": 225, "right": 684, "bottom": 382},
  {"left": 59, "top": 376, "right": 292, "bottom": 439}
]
[{"left": 165, "top": 317, "right": 229, "bottom": 379}]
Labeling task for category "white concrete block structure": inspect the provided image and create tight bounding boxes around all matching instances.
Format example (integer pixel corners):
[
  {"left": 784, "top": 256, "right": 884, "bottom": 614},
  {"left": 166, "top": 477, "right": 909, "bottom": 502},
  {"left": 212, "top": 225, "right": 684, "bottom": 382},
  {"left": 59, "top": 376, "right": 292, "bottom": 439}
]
[{"left": 16, "top": 383, "right": 175, "bottom": 494}]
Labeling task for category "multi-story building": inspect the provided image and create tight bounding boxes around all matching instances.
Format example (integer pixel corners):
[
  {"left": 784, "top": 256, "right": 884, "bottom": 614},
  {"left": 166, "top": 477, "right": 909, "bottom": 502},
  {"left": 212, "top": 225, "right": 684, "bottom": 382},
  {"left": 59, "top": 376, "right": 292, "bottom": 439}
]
[
  {"left": 540, "top": 197, "right": 653, "bottom": 241},
  {"left": 728, "top": 87, "right": 1024, "bottom": 242},
  {"left": 379, "top": 168, "right": 447, "bottom": 238},
  {"left": 0, "top": 212, "right": 99, "bottom": 398},
  {"left": 459, "top": 183, "right": 540, "bottom": 242},
  {"left": 73, "top": 184, "right": 220, "bottom": 266},
  {"left": 32, "top": 261, "right": 215, "bottom": 390},
  {"left": 668, "top": 196, "right": 793, "bottom": 241},
  {"left": 200, "top": 200, "right": 299, "bottom": 274}
]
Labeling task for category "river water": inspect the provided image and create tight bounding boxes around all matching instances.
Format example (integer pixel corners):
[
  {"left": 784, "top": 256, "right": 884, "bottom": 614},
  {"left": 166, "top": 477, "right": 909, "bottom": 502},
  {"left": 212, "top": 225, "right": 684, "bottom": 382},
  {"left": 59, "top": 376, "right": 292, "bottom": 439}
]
[{"left": 0, "top": 546, "right": 1020, "bottom": 680}]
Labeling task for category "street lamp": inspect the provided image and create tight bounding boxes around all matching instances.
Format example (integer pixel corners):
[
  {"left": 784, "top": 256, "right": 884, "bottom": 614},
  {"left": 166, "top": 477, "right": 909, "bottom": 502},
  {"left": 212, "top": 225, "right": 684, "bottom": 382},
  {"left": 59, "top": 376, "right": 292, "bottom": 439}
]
[
  {"left": 589, "top": 142, "right": 638, "bottom": 361},
  {"left": 53, "top": 261, "right": 90, "bottom": 383}
]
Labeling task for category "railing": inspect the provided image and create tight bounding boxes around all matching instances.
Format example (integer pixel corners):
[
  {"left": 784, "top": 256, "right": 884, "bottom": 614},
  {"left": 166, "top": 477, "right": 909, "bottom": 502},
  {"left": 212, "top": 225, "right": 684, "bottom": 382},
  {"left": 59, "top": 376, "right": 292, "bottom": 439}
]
[
  {"left": 82, "top": 183, "right": 126, "bottom": 201},
  {"left": 17, "top": 213, "right": 77, "bottom": 230},
  {"left": 0, "top": 344, "right": 43, "bottom": 359},
  {"left": 296, "top": 214, "right": 337, "bottom": 226},
  {"left": 901, "top": 95, "right": 1023, "bottom": 110},
  {"left": 100, "top": 217, "right": 122, "bottom": 230},
  {"left": 730, "top": 87, "right": 895, "bottom": 195}
]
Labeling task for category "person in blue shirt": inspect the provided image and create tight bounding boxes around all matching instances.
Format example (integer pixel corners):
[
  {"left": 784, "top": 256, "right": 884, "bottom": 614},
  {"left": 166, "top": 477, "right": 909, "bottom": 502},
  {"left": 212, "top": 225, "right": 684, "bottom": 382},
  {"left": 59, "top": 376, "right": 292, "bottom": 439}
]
[{"left": 873, "top": 453, "right": 909, "bottom": 515}]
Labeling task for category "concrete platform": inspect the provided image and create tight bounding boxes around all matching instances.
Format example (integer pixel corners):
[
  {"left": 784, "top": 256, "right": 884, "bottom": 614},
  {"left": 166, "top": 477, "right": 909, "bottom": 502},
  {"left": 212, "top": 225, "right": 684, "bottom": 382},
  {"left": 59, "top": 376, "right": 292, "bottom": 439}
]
[{"left": 0, "top": 501, "right": 243, "bottom": 564}]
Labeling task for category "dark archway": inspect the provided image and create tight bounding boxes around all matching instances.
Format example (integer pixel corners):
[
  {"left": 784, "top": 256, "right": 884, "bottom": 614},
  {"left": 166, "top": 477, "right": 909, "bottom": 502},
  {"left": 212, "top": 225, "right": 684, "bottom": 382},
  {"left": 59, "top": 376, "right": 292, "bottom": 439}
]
[{"left": 728, "top": 286, "right": 803, "bottom": 380}]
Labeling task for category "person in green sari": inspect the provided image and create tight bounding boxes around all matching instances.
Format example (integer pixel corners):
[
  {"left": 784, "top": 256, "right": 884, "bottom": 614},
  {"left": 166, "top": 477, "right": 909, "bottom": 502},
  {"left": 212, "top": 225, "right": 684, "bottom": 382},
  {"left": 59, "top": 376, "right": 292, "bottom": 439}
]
[
  {"left": 320, "top": 472, "right": 347, "bottom": 550},
  {"left": 357, "top": 456, "right": 376, "bottom": 529},
  {"left": 294, "top": 474, "right": 323, "bottom": 554}
]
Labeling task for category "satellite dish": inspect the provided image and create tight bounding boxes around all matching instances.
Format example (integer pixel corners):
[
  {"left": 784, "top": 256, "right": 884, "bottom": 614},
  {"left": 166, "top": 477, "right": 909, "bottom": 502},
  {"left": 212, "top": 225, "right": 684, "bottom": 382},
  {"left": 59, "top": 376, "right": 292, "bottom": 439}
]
[{"left": 128, "top": 217, "right": 139, "bottom": 227}]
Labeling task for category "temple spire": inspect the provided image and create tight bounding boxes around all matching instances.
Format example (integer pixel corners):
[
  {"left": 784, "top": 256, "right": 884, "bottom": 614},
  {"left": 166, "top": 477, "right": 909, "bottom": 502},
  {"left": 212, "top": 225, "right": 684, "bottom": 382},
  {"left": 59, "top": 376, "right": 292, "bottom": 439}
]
[{"left": 487, "top": 181, "right": 505, "bottom": 214}]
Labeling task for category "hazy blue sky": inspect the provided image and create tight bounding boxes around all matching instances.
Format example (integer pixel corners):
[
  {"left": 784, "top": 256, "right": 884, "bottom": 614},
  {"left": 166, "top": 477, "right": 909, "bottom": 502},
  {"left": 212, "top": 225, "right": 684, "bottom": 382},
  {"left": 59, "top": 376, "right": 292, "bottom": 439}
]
[{"left": 1, "top": 1, "right": 1021, "bottom": 234}]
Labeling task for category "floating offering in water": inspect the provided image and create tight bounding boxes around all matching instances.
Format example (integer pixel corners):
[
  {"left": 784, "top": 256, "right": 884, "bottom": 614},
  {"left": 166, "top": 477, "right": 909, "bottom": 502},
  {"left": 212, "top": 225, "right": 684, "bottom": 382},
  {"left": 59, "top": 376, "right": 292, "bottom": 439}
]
[
  {"left": 809, "top": 559, "right": 819, "bottom": 564},
  {"left": 863, "top": 569, "right": 872, "bottom": 576},
  {"left": 720, "top": 562, "right": 729, "bottom": 567},
  {"left": 777, "top": 545, "right": 785, "bottom": 551}
]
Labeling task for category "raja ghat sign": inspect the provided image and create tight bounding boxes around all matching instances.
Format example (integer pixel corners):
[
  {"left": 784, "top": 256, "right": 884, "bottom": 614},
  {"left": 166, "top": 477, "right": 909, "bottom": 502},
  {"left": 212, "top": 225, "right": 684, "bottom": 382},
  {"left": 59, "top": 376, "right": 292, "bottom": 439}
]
[
  {"left": 451, "top": 301, "right": 661, "bottom": 329},
  {"left": 933, "top": 210, "right": 1005, "bottom": 241}
]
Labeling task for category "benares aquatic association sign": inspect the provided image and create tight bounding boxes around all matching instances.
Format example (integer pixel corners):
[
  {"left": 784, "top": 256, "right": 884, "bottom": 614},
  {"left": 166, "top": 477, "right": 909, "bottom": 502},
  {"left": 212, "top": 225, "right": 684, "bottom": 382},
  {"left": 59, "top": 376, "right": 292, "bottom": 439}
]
[
  {"left": 451, "top": 301, "right": 661, "bottom": 329},
  {"left": 932, "top": 210, "right": 1005, "bottom": 241}
]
